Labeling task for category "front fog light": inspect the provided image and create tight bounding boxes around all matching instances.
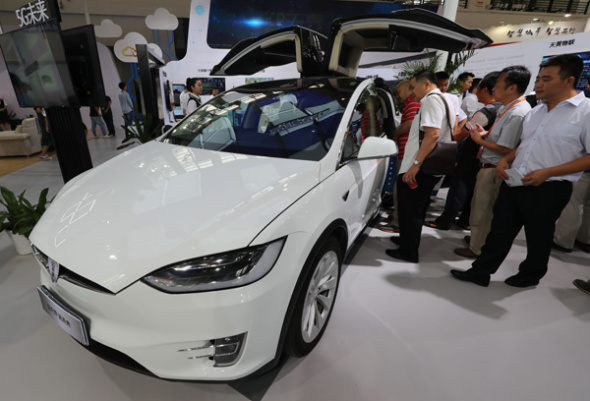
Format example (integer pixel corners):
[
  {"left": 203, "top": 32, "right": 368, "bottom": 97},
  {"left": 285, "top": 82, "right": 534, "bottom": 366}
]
[
  {"left": 178, "top": 333, "right": 247, "bottom": 367},
  {"left": 142, "top": 238, "right": 285, "bottom": 293}
]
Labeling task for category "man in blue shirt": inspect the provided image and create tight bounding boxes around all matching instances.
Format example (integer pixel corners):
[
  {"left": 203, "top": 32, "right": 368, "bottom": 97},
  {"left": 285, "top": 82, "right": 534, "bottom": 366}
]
[{"left": 118, "top": 82, "right": 134, "bottom": 138}]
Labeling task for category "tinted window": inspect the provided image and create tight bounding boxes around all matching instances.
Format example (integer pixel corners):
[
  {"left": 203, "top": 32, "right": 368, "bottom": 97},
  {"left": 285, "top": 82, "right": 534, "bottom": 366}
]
[{"left": 163, "top": 79, "right": 360, "bottom": 161}]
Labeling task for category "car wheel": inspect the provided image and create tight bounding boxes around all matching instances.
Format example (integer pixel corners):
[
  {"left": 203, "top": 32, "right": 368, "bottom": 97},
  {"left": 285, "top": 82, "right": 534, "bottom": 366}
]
[{"left": 284, "top": 237, "right": 341, "bottom": 357}]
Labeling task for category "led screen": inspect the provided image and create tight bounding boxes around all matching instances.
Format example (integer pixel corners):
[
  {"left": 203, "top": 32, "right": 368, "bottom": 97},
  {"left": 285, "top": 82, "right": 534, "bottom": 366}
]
[
  {"left": 206, "top": 0, "right": 435, "bottom": 49},
  {"left": 61, "top": 25, "right": 107, "bottom": 107},
  {"left": 195, "top": 77, "right": 226, "bottom": 95},
  {"left": 0, "top": 19, "right": 78, "bottom": 107}
]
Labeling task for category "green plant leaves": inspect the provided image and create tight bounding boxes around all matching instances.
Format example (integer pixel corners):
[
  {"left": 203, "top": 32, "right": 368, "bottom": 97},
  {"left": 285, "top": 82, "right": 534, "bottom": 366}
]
[
  {"left": 0, "top": 186, "right": 52, "bottom": 238},
  {"left": 117, "top": 113, "right": 164, "bottom": 150}
]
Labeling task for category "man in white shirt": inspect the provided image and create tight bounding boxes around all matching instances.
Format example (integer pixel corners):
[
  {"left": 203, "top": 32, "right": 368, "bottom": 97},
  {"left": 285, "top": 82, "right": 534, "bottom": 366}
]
[
  {"left": 386, "top": 70, "right": 456, "bottom": 263},
  {"left": 451, "top": 54, "right": 590, "bottom": 288},
  {"left": 461, "top": 78, "right": 482, "bottom": 119}
]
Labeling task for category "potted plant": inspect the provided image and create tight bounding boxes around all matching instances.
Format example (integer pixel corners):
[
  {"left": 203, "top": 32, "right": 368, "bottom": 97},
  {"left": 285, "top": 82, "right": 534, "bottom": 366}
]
[
  {"left": 117, "top": 114, "right": 164, "bottom": 150},
  {"left": 0, "top": 186, "right": 52, "bottom": 255}
]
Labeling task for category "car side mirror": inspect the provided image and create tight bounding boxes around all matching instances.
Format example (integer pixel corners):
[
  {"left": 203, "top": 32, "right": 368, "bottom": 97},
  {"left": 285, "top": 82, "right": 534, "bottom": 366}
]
[{"left": 357, "top": 136, "right": 397, "bottom": 161}]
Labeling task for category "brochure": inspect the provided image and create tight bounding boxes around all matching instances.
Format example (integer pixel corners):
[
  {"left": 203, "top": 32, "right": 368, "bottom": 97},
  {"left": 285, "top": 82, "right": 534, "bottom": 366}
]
[{"left": 504, "top": 168, "right": 524, "bottom": 187}]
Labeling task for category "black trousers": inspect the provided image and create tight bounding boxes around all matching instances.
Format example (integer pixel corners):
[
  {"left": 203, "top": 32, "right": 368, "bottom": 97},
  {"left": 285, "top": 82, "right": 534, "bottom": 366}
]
[
  {"left": 471, "top": 181, "right": 573, "bottom": 280},
  {"left": 397, "top": 172, "right": 441, "bottom": 261},
  {"left": 103, "top": 113, "right": 115, "bottom": 135},
  {"left": 435, "top": 158, "right": 480, "bottom": 228}
]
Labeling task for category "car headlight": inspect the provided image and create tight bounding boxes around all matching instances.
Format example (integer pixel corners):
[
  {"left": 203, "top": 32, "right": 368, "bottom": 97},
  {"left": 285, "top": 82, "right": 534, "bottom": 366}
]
[{"left": 142, "top": 238, "right": 285, "bottom": 293}]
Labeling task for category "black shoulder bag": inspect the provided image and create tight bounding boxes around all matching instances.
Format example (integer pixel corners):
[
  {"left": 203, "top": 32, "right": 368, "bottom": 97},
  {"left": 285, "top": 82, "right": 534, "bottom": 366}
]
[{"left": 418, "top": 93, "right": 458, "bottom": 176}]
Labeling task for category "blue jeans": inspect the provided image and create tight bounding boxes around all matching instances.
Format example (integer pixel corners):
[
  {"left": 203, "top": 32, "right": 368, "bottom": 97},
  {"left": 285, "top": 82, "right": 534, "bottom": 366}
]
[
  {"left": 91, "top": 116, "right": 106, "bottom": 137},
  {"left": 123, "top": 112, "right": 134, "bottom": 137}
]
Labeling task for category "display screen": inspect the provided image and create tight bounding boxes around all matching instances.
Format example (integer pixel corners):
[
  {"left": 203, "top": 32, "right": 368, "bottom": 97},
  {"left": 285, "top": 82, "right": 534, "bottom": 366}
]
[
  {"left": 0, "top": 19, "right": 78, "bottom": 107},
  {"left": 542, "top": 51, "right": 590, "bottom": 91},
  {"left": 196, "top": 77, "right": 226, "bottom": 95},
  {"left": 206, "top": 0, "right": 435, "bottom": 49},
  {"left": 61, "top": 25, "right": 107, "bottom": 107},
  {"left": 172, "top": 83, "right": 184, "bottom": 117}
]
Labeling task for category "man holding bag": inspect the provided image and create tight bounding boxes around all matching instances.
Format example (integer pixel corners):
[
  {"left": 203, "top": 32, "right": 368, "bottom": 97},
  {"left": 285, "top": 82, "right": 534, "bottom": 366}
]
[{"left": 386, "top": 69, "right": 456, "bottom": 263}]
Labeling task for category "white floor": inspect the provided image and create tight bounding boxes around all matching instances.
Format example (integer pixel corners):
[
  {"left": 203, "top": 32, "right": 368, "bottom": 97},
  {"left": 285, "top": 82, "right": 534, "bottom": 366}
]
[{"left": 1, "top": 138, "right": 589, "bottom": 401}]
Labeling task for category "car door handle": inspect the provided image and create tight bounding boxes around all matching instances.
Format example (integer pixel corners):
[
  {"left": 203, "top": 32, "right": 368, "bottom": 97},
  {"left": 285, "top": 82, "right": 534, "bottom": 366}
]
[{"left": 342, "top": 190, "right": 349, "bottom": 201}]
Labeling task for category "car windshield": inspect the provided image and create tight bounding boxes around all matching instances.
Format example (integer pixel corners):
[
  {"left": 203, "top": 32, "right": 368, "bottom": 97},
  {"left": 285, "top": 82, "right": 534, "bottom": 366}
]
[{"left": 162, "top": 78, "right": 361, "bottom": 161}]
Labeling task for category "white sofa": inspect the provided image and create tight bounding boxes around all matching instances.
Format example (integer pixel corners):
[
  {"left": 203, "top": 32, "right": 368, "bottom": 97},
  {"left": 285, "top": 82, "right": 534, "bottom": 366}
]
[{"left": 0, "top": 118, "right": 42, "bottom": 157}]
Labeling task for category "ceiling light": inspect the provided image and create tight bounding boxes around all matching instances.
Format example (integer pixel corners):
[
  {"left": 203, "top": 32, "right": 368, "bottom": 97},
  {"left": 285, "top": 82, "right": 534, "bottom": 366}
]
[
  {"left": 532, "top": 18, "right": 540, "bottom": 22},
  {"left": 564, "top": 14, "right": 571, "bottom": 17},
  {"left": 548, "top": 20, "right": 554, "bottom": 25}
]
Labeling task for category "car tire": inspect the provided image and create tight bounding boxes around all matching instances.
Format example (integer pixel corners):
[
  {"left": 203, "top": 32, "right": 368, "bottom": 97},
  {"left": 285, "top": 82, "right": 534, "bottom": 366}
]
[{"left": 284, "top": 237, "right": 341, "bottom": 357}]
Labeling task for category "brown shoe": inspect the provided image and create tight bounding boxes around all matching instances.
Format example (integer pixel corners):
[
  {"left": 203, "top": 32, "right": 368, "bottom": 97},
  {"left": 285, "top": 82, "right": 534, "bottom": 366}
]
[{"left": 454, "top": 247, "right": 478, "bottom": 259}]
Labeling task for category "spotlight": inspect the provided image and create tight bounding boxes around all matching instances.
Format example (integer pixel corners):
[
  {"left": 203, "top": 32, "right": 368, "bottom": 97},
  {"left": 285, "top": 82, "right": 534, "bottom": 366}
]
[
  {"left": 532, "top": 18, "right": 540, "bottom": 22},
  {"left": 564, "top": 13, "right": 571, "bottom": 17},
  {"left": 548, "top": 20, "right": 554, "bottom": 25}
]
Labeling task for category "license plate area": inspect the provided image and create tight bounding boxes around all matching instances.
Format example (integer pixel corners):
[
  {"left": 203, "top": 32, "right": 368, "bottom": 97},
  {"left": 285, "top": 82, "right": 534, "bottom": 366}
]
[{"left": 37, "top": 286, "right": 89, "bottom": 346}]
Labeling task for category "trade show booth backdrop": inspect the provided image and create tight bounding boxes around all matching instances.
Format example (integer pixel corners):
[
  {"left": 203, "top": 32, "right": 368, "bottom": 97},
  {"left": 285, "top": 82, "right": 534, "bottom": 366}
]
[
  {"left": 460, "top": 30, "right": 590, "bottom": 94},
  {"left": 159, "top": 0, "right": 427, "bottom": 126}
]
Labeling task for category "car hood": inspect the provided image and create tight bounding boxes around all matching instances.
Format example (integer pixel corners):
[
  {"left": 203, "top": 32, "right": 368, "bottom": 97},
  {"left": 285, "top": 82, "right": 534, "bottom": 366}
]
[{"left": 31, "top": 142, "right": 320, "bottom": 293}]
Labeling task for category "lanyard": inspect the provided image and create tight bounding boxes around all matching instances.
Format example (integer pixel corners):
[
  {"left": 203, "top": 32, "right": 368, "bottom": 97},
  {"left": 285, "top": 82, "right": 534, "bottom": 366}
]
[{"left": 487, "top": 97, "right": 526, "bottom": 133}]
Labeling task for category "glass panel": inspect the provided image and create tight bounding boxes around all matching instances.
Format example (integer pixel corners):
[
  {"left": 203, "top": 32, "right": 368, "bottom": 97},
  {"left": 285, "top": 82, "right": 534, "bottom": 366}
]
[
  {"left": 341, "top": 84, "right": 384, "bottom": 161},
  {"left": 163, "top": 79, "right": 359, "bottom": 161}
]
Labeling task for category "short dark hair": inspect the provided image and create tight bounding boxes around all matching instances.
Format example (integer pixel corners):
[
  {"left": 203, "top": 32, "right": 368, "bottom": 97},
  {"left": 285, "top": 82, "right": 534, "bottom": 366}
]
[
  {"left": 458, "top": 72, "right": 475, "bottom": 82},
  {"left": 499, "top": 65, "right": 531, "bottom": 95},
  {"left": 471, "top": 78, "right": 482, "bottom": 91},
  {"left": 185, "top": 77, "right": 192, "bottom": 88},
  {"left": 118, "top": 82, "right": 126, "bottom": 90},
  {"left": 479, "top": 71, "right": 501, "bottom": 94},
  {"left": 435, "top": 71, "right": 450, "bottom": 81},
  {"left": 540, "top": 54, "right": 584, "bottom": 87},
  {"left": 414, "top": 69, "right": 437, "bottom": 85}
]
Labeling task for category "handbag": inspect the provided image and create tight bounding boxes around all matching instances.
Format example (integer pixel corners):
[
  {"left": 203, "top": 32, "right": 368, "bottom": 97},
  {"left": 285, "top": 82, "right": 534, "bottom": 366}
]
[{"left": 418, "top": 93, "right": 457, "bottom": 176}]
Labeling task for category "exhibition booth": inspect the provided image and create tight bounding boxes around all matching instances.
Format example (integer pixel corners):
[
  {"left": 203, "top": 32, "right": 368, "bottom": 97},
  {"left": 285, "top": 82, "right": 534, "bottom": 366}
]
[{"left": 0, "top": 1, "right": 590, "bottom": 400}]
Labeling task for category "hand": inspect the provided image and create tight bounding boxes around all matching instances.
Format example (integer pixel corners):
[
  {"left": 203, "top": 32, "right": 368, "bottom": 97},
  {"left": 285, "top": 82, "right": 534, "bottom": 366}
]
[
  {"left": 495, "top": 157, "right": 510, "bottom": 180},
  {"left": 469, "top": 123, "right": 487, "bottom": 145},
  {"left": 522, "top": 169, "right": 550, "bottom": 186},
  {"left": 403, "top": 164, "right": 420, "bottom": 185}
]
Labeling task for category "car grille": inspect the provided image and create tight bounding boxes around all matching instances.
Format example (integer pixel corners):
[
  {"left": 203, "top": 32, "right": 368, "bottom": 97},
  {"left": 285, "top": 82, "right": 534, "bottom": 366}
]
[{"left": 32, "top": 245, "right": 115, "bottom": 295}]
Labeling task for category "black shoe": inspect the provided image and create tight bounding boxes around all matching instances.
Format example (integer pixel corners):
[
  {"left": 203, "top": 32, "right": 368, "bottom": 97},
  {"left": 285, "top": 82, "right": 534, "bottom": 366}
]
[
  {"left": 573, "top": 279, "right": 590, "bottom": 295},
  {"left": 385, "top": 249, "right": 418, "bottom": 263},
  {"left": 551, "top": 241, "right": 572, "bottom": 253},
  {"left": 389, "top": 236, "right": 400, "bottom": 245},
  {"left": 574, "top": 240, "right": 590, "bottom": 254},
  {"left": 450, "top": 269, "right": 490, "bottom": 287},
  {"left": 504, "top": 274, "right": 539, "bottom": 288}
]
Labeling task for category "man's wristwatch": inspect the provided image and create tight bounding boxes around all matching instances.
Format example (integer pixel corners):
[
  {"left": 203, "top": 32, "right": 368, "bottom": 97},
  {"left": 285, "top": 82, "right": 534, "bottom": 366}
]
[{"left": 413, "top": 160, "right": 423, "bottom": 166}]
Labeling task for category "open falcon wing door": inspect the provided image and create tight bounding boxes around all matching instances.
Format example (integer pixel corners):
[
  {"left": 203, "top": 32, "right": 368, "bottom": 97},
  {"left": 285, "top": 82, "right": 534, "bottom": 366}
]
[
  {"left": 325, "top": 8, "right": 493, "bottom": 77},
  {"left": 210, "top": 26, "right": 328, "bottom": 77}
]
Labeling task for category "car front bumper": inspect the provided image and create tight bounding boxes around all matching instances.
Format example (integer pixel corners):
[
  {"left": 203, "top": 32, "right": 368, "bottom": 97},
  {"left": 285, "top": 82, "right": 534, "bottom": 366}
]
[{"left": 36, "top": 233, "right": 312, "bottom": 381}]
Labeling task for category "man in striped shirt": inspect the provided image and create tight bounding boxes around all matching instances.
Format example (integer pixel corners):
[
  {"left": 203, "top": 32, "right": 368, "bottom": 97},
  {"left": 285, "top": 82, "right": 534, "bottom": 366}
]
[{"left": 388, "top": 80, "right": 420, "bottom": 230}]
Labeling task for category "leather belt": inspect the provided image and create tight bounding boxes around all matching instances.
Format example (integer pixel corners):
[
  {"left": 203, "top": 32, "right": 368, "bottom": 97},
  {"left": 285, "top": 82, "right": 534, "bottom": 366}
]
[{"left": 480, "top": 163, "right": 497, "bottom": 169}]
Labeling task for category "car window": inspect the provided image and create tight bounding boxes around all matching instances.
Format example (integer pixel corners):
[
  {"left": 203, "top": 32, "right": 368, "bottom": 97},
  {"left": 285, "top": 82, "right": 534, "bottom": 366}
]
[
  {"left": 341, "top": 84, "right": 383, "bottom": 162},
  {"left": 163, "top": 82, "right": 352, "bottom": 162}
]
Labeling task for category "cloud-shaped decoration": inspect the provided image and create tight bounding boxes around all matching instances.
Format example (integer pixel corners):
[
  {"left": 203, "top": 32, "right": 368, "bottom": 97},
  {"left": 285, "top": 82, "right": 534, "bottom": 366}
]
[
  {"left": 114, "top": 32, "right": 147, "bottom": 63},
  {"left": 147, "top": 43, "right": 164, "bottom": 59},
  {"left": 94, "top": 19, "right": 122, "bottom": 38},
  {"left": 145, "top": 8, "right": 179, "bottom": 30}
]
